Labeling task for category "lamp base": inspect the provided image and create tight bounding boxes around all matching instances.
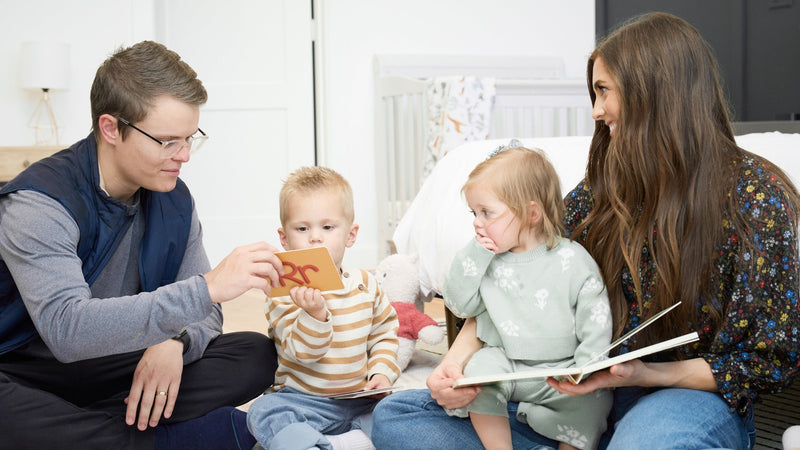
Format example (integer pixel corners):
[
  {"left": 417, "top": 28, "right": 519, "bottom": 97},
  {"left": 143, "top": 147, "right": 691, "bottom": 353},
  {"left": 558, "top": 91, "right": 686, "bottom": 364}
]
[{"left": 27, "top": 88, "right": 61, "bottom": 146}]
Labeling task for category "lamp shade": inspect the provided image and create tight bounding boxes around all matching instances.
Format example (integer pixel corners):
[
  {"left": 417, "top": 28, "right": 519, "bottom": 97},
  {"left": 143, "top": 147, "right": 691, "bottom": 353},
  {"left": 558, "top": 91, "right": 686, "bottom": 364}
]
[{"left": 20, "top": 41, "right": 70, "bottom": 91}]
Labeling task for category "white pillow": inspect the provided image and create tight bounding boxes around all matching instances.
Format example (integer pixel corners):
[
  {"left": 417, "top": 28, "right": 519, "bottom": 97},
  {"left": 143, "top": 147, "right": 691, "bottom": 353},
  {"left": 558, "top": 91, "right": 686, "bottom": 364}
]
[{"left": 395, "top": 132, "right": 800, "bottom": 296}]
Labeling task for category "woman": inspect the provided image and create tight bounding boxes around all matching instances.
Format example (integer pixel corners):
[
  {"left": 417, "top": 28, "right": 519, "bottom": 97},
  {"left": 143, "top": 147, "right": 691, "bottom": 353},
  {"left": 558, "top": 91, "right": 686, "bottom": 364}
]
[{"left": 371, "top": 12, "right": 799, "bottom": 450}]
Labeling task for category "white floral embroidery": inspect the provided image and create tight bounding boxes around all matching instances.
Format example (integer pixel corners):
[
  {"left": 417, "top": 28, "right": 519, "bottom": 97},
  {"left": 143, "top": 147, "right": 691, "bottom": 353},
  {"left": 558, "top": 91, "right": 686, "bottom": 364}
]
[
  {"left": 499, "top": 319, "right": 520, "bottom": 337},
  {"left": 557, "top": 247, "right": 575, "bottom": 272},
  {"left": 461, "top": 257, "right": 478, "bottom": 277},
  {"left": 581, "top": 277, "right": 602, "bottom": 293},
  {"left": 492, "top": 264, "right": 518, "bottom": 293},
  {"left": 555, "top": 424, "right": 589, "bottom": 449},
  {"left": 533, "top": 289, "right": 549, "bottom": 310},
  {"left": 590, "top": 301, "right": 611, "bottom": 327}
]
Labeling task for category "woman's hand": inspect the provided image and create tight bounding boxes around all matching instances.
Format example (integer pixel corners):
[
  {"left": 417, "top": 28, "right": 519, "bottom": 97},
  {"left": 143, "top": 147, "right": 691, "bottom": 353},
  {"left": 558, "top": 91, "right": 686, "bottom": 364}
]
[
  {"left": 425, "top": 317, "right": 483, "bottom": 409},
  {"left": 427, "top": 360, "right": 481, "bottom": 410},
  {"left": 546, "top": 358, "right": 718, "bottom": 395},
  {"left": 547, "top": 360, "right": 644, "bottom": 395}
]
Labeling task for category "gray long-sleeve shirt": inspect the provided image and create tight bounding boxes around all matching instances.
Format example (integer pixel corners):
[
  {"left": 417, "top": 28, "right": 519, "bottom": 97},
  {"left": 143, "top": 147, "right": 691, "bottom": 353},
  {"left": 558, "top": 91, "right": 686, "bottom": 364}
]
[{"left": 0, "top": 189, "right": 220, "bottom": 364}]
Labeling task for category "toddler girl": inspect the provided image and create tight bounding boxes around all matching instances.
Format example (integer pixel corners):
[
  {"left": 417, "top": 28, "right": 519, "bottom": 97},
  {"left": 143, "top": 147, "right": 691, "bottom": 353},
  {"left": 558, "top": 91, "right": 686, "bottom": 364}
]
[{"left": 444, "top": 146, "right": 612, "bottom": 450}]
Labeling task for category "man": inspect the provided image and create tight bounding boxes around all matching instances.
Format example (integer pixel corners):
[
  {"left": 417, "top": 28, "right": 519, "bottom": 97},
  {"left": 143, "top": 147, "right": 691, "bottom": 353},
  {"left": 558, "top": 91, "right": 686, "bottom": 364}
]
[{"left": 0, "top": 41, "right": 280, "bottom": 449}]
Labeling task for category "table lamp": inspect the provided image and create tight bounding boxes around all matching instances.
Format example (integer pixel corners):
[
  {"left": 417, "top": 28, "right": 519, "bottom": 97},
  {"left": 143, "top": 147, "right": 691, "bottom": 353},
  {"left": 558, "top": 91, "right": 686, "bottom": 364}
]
[{"left": 19, "top": 41, "right": 70, "bottom": 145}]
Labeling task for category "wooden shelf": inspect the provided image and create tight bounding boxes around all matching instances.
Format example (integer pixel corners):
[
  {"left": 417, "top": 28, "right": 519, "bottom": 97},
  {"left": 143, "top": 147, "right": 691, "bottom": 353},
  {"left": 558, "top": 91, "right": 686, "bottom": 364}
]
[{"left": 0, "top": 146, "right": 63, "bottom": 182}]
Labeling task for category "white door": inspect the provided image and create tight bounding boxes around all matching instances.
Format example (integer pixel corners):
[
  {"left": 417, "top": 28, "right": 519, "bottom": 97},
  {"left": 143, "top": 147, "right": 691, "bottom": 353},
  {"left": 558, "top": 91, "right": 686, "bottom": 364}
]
[{"left": 156, "top": 0, "right": 316, "bottom": 264}]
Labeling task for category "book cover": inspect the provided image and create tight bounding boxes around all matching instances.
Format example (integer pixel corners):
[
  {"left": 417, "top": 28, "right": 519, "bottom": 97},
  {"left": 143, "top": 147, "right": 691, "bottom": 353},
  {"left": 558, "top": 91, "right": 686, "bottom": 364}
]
[
  {"left": 270, "top": 247, "right": 345, "bottom": 297},
  {"left": 453, "top": 302, "right": 699, "bottom": 387}
]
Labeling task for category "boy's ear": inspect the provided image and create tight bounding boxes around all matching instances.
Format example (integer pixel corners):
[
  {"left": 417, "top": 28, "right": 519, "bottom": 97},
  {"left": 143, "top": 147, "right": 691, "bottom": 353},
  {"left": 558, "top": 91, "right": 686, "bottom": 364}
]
[
  {"left": 345, "top": 223, "right": 359, "bottom": 248},
  {"left": 277, "top": 228, "right": 290, "bottom": 250},
  {"left": 528, "top": 201, "right": 543, "bottom": 226}
]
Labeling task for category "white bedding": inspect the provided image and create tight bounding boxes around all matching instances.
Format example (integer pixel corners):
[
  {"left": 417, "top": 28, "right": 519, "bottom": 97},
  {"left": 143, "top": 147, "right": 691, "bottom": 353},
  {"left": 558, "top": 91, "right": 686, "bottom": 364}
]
[{"left": 393, "top": 132, "right": 800, "bottom": 296}]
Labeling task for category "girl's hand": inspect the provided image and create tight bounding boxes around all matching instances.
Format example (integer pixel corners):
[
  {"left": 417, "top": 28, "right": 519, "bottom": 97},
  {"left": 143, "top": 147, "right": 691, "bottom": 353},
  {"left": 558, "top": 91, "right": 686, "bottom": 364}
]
[
  {"left": 427, "top": 361, "right": 481, "bottom": 410},
  {"left": 475, "top": 235, "right": 497, "bottom": 253}
]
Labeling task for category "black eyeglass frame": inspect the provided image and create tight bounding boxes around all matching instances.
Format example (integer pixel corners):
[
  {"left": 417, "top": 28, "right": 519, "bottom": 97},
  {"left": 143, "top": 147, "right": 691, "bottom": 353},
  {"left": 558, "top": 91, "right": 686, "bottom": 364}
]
[{"left": 117, "top": 117, "right": 207, "bottom": 158}]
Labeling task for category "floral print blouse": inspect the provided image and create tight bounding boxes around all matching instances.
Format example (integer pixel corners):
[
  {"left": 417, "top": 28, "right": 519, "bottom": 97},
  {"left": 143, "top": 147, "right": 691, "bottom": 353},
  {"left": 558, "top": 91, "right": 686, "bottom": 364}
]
[{"left": 563, "top": 155, "right": 799, "bottom": 416}]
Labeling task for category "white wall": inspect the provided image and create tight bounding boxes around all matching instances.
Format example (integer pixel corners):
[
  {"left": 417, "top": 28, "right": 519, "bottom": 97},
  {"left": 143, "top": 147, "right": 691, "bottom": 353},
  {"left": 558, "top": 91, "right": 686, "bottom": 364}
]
[
  {"left": 0, "top": 0, "right": 595, "bottom": 270},
  {"left": 0, "top": 0, "right": 156, "bottom": 146},
  {"left": 316, "top": 0, "right": 595, "bottom": 269}
]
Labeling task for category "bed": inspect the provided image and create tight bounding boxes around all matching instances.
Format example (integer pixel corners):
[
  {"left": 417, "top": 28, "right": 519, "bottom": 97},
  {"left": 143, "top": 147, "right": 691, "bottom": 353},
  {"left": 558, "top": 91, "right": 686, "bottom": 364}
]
[{"left": 392, "top": 129, "right": 800, "bottom": 298}]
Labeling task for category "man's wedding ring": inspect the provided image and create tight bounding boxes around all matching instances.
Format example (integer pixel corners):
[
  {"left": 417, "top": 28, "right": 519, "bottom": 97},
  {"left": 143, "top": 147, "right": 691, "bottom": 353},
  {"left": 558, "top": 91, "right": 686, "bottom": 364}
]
[{"left": 157, "top": 391, "right": 168, "bottom": 396}]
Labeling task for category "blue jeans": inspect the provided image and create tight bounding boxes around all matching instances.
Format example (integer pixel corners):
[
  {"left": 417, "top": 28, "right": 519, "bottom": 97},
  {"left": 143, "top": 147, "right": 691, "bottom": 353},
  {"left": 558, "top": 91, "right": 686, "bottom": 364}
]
[
  {"left": 371, "top": 387, "right": 754, "bottom": 450},
  {"left": 247, "top": 387, "right": 378, "bottom": 450}
]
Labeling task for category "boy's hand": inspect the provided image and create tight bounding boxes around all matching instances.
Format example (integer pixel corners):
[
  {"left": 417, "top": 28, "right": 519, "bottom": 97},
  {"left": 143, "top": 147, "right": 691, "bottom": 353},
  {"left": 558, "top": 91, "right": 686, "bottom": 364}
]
[
  {"left": 365, "top": 374, "right": 391, "bottom": 390},
  {"left": 363, "top": 374, "right": 392, "bottom": 399},
  {"left": 289, "top": 286, "right": 328, "bottom": 321}
]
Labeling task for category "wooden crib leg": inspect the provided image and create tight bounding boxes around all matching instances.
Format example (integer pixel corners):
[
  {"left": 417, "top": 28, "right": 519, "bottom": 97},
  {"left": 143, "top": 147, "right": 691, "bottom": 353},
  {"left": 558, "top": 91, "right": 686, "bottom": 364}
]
[{"left": 444, "top": 308, "right": 463, "bottom": 348}]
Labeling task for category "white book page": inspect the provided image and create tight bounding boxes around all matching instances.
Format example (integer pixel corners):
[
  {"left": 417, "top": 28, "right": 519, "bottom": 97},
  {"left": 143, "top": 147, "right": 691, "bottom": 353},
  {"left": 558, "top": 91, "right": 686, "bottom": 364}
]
[{"left": 453, "top": 302, "right": 698, "bottom": 387}]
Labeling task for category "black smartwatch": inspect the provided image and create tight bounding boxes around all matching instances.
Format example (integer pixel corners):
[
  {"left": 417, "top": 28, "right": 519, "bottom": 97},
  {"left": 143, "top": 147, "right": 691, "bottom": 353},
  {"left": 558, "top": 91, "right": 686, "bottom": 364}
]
[{"left": 171, "top": 329, "right": 190, "bottom": 355}]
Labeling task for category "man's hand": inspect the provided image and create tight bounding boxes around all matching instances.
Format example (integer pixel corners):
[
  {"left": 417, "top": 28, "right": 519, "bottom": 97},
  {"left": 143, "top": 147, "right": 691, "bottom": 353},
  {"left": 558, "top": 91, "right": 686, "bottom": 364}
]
[
  {"left": 205, "top": 241, "right": 284, "bottom": 302},
  {"left": 125, "top": 339, "right": 184, "bottom": 430},
  {"left": 289, "top": 286, "right": 328, "bottom": 322}
]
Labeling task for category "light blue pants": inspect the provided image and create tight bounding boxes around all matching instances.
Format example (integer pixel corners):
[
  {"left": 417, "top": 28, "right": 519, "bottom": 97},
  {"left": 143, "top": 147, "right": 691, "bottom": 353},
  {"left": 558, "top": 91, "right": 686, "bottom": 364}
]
[
  {"left": 247, "top": 387, "right": 378, "bottom": 450},
  {"left": 446, "top": 347, "right": 611, "bottom": 449},
  {"left": 372, "top": 386, "right": 754, "bottom": 450}
]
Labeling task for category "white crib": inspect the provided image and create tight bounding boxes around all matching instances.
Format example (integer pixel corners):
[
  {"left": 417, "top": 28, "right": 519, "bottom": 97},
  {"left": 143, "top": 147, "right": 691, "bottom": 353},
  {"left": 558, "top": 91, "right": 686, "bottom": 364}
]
[{"left": 373, "top": 55, "right": 594, "bottom": 258}]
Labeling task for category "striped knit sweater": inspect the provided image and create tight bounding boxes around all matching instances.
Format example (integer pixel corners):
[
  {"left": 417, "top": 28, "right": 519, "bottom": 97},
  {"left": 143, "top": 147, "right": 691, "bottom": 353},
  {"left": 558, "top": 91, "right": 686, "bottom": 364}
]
[{"left": 265, "top": 268, "right": 401, "bottom": 395}]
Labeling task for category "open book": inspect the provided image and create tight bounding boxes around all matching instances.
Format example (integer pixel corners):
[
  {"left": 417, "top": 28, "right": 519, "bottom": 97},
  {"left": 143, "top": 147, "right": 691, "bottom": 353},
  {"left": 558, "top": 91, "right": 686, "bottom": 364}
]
[
  {"left": 453, "top": 302, "right": 699, "bottom": 387},
  {"left": 320, "top": 386, "right": 405, "bottom": 399}
]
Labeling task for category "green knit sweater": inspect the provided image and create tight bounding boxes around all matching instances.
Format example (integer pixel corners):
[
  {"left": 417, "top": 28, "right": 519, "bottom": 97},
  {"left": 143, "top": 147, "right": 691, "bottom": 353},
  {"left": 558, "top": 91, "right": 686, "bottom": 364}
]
[{"left": 444, "top": 237, "right": 612, "bottom": 365}]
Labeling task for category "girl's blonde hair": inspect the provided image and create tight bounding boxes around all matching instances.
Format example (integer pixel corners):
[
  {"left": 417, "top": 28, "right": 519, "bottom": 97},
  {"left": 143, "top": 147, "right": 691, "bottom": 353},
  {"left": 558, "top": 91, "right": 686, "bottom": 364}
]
[{"left": 462, "top": 146, "right": 564, "bottom": 249}]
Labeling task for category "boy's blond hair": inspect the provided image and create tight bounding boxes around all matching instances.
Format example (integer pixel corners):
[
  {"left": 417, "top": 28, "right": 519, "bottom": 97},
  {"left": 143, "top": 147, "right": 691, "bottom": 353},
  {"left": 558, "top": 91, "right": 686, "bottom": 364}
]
[
  {"left": 462, "top": 147, "right": 565, "bottom": 249},
  {"left": 279, "top": 166, "right": 354, "bottom": 226}
]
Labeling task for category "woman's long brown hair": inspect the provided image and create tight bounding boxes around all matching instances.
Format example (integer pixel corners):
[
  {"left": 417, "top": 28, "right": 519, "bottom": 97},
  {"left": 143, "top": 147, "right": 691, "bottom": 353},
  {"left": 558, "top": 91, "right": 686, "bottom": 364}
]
[{"left": 573, "top": 12, "right": 800, "bottom": 347}]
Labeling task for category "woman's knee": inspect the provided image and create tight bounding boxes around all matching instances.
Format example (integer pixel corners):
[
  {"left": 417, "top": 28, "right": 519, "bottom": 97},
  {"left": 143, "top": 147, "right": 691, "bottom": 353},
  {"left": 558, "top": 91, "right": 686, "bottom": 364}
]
[{"left": 608, "top": 388, "right": 748, "bottom": 450}]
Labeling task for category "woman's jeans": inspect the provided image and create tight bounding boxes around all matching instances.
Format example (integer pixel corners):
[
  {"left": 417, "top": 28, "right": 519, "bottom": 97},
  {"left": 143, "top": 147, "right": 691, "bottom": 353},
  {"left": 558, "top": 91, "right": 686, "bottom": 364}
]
[{"left": 372, "top": 386, "right": 755, "bottom": 450}]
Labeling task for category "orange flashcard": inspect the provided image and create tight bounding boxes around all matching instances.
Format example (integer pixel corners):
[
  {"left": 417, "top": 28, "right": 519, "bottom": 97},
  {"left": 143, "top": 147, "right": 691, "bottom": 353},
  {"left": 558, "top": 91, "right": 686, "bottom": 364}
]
[{"left": 269, "top": 247, "right": 344, "bottom": 297}]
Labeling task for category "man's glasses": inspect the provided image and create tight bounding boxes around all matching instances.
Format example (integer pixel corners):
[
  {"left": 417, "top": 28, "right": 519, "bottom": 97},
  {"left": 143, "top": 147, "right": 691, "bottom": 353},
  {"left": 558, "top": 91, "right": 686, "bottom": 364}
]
[{"left": 117, "top": 117, "right": 208, "bottom": 159}]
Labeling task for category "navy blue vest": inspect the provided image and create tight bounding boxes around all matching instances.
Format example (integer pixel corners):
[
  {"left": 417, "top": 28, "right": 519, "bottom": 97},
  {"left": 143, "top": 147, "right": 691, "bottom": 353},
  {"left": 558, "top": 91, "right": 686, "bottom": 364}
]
[{"left": 0, "top": 135, "right": 192, "bottom": 355}]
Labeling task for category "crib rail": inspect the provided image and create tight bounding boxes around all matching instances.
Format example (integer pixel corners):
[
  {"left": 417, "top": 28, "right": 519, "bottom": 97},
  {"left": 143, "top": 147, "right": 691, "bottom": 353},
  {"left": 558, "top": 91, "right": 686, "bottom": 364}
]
[{"left": 374, "top": 77, "right": 427, "bottom": 257}]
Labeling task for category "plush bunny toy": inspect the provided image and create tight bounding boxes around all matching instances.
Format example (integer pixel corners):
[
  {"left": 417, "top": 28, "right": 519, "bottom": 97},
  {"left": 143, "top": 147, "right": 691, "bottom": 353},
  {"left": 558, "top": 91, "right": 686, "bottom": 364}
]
[{"left": 374, "top": 253, "right": 445, "bottom": 371}]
